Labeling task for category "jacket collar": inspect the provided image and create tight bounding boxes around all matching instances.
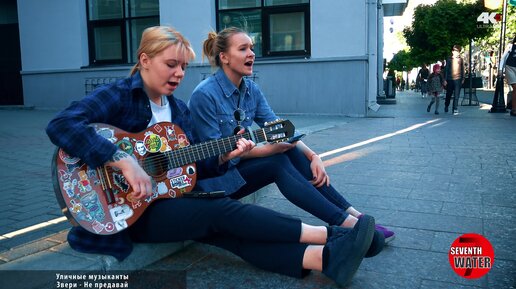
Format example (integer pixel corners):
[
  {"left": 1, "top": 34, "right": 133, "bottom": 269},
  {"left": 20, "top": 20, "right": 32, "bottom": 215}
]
[{"left": 214, "top": 69, "right": 248, "bottom": 99}]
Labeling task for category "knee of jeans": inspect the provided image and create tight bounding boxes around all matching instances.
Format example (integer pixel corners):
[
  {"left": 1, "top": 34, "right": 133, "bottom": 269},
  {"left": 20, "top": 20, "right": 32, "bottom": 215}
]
[{"left": 267, "top": 153, "right": 290, "bottom": 166}]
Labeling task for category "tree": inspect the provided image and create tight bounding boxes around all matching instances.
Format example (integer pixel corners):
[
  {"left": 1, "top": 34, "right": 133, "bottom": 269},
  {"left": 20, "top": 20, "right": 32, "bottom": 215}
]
[
  {"left": 403, "top": 0, "right": 493, "bottom": 64},
  {"left": 388, "top": 50, "right": 416, "bottom": 71}
]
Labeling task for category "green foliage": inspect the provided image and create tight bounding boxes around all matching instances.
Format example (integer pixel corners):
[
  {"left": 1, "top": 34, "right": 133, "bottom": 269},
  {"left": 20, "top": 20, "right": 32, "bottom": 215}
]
[
  {"left": 402, "top": 0, "right": 493, "bottom": 65},
  {"left": 388, "top": 50, "right": 417, "bottom": 71}
]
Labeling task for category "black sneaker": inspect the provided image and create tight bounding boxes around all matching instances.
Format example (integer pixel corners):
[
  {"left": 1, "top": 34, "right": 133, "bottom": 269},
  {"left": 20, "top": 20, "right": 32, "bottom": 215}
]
[
  {"left": 435, "top": 111, "right": 439, "bottom": 115},
  {"left": 445, "top": 107, "right": 449, "bottom": 113},
  {"left": 323, "top": 216, "right": 375, "bottom": 286},
  {"left": 328, "top": 226, "right": 385, "bottom": 258},
  {"left": 427, "top": 105, "right": 431, "bottom": 112}
]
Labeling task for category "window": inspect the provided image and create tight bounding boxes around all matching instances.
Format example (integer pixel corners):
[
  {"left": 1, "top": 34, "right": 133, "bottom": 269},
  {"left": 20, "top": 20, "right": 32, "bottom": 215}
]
[
  {"left": 86, "top": 0, "right": 159, "bottom": 65},
  {"left": 217, "top": 0, "right": 310, "bottom": 58}
]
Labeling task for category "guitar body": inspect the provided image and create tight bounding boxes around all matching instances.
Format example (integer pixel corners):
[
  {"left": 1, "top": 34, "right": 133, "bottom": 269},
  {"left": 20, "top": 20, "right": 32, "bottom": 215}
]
[{"left": 52, "top": 122, "right": 197, "bottom": 235}]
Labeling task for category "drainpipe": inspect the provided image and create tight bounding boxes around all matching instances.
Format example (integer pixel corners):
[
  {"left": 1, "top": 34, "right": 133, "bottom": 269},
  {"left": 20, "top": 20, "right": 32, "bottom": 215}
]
[
  {"left": 377, "top": 0, "right": 386, "bottom": 99},
  {"left": 367, "top": 0, "right": 380, "bottom": 113}
]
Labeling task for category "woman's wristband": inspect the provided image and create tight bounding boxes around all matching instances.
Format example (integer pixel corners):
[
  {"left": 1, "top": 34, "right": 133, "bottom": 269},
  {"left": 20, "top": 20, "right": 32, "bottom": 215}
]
[{"left": 309, "top": 153, "right": 319, "bottom": 162}]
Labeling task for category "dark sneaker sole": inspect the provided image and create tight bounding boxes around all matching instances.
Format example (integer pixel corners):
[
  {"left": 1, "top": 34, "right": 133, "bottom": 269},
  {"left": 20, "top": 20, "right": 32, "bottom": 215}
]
[
  {"left": 365, "top": 230, "right": 385, "bottom": 258},
  {"left": 334, "top": 215, "right": 375, "bottom": 286}
]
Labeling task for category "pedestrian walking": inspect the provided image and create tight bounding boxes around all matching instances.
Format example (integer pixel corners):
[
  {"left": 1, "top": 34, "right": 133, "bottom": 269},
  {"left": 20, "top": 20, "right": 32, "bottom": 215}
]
[
  {"left": 500, "top": 35, "right": 516, "bottom": 116},
  {"left": 444, "top": 45, "right": 465, "bottom": 115},
  {"left": 427, "top": 64, "right": 445, "bottom": 115},
  {"left": 417, "top": 64, "right": 430, "bottom": 98}
]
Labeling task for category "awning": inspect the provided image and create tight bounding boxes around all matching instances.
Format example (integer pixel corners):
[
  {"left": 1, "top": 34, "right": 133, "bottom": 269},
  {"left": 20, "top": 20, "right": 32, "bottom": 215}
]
[{"left": 383, "top": 0, "right": 409, "bottom": 16}]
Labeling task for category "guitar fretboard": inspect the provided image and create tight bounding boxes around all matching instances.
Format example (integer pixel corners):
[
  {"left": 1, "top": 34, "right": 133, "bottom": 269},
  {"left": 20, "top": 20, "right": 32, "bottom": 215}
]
[{"left": 164, "top": 129, "right": 266, "bottom": 168}]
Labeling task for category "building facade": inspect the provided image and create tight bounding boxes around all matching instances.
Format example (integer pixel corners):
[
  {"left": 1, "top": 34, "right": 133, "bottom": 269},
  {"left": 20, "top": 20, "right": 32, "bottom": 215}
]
[{"left": 13, "top": 0, "right": 406, "bottom": 116}]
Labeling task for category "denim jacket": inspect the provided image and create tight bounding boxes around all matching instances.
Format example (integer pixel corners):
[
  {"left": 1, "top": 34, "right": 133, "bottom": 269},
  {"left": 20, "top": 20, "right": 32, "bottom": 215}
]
[{"left": 189, "top": 69, "right": 278, "bottom": 194}]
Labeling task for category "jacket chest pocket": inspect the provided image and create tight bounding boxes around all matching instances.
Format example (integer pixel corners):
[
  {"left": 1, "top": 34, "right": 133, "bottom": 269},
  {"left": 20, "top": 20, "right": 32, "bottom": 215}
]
[
  {"left": 217, "top": 110, "right": 256, "bottom": 136},
  {"left": 217, "top": 112, "right": 237, "bottom": 137}
]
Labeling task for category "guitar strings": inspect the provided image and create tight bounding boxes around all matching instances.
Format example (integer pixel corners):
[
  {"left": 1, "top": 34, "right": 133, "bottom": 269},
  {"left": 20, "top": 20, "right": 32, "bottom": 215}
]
[
  {"left": 134, "top": 129, "right": 267, "bottom": 170},
  {"left": 103, "top": 131, "right": 259, "bottom": 179},
  {"left": 99, "top": 125, "right": 283, "bottom": 190}
]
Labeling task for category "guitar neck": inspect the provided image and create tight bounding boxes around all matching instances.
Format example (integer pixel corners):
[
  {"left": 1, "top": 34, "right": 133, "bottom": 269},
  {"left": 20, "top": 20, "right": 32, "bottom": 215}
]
[{"left": 164, "top": 129, "right": 266, "bottom": 168}]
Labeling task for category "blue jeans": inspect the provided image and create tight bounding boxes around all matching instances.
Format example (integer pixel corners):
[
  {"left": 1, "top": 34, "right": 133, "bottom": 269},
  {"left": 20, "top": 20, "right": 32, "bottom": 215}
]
[{"left": 232, "top": 147, "right": 352, "bottom": 226}]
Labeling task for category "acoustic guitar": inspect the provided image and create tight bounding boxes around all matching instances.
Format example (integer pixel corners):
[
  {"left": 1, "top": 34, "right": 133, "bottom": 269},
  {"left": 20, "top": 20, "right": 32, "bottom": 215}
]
[{"left": 52, "top": 120, "right": 294, "bottom": 235}]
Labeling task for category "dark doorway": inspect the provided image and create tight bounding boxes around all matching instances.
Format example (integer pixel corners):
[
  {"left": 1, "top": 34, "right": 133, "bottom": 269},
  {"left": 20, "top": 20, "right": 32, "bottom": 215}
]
[{"left": 0, "top": 0, "right": 23, "bottom": 105}]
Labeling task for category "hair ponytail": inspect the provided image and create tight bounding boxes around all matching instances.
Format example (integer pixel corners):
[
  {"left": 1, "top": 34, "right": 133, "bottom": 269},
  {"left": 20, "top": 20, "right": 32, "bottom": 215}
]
[
  {"left": 202, "top": 27, "right": 246, "bottom": 68},
  {"left": 202, "top": 31, "right": 218, "bottom": 66}
]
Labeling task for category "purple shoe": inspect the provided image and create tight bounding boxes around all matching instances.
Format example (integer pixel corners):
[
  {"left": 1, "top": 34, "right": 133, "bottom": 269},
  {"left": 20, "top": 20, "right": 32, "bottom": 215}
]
[
  {"left": 357, "top": 214, "right": 395, "bottom": 243},
  {"left": 375, "top": 224, "right": 395, "bottom": 243}
]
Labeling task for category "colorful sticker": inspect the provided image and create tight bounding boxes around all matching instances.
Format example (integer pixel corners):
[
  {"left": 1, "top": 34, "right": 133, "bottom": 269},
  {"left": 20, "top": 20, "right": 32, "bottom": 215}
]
[
  {"left": 116, "top": 139, "right": 134, "bottom": 155},
  {"left": 160, "top": 136, "right": 171, "bottom": 152},
  {"left": 58, "top": 169, "right": 72, "bottom": 182},
  {"left": 113, "top": 172, "right": 129, "bottom": 193},
  {"left": 109, "top": 204, "right": 133, "bottom": 222},
  {"left": 165, "top": 126, "right": 177, "bottom": 141},
  {"left": 153, "top": 124, "right": 163, "bottom": 133},
  {"left": 70, "top": 199, "right": 92, "bottom": 222},
  {"left": 177, "top": 134, "right": 190, "bottom": 148},
  {"left": 69, "top": 199, "right": 82, "bottom": 214},
  {"left": 186, "top": 166, "right": 196, "bottom": 175},
  {"left": 144, "top": 133, "right": 162, "bottom": 153},
  {"left": 104, "top": 222, "right": 115, "bottom": 232},
  {"left": 91, "top": 220, "right": 105, "bottom": 234},
  {"left": 59, "top": 150, "right": 80, "bottom": 164},
  {"left": 81, "top": 191, "right": 105, "bottom": 222},
  {"left": 167, "top": 168, "right": 183, "bottom": 178},
  {"left": 144, "top": 190, "right": 158, "bottom": 203},
  {"left": 114, "top": 220, "right": 128, "bottom": 231},
  {"left": 156, "top": 182, "right": 169, "bottom": 195},
  {"left": 116, "top": 197, "right": 125, "bottom": 205},
  {"left": 131, "top": 200, "right": 142, "bottom": 210},
  {"left": 96, "top": 127, "right": 117, "bottom": 143},
  {"left": 62, "top": 179, "right": 77, "bottom": 198},
  {"left": 65, "top": 162, "right": 82, "bottom": 174},
  {"left": 125, "top": 194, "right": 142, "bottom": 210},
  {"left": 77, "top": 170, "right": 92, "bottom": 193},
  {"left": 170, "top": 175, "right": 192, "bottom": 189},
  {"left": 135, "top": 141, "right": 146, "bottom": 156}
]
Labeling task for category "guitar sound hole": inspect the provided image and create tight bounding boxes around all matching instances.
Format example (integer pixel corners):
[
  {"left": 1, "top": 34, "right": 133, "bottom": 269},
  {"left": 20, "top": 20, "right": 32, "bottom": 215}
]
[{"left": 142, "top": 153, "right": 168, "bottom": 177}]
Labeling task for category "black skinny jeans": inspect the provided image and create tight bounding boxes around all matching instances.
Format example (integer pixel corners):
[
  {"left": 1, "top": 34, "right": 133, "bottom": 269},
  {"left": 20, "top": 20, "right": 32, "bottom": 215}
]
[
  {"left": 231, "top": 147, "right": 352, "bottom": 226},
  {"left": 130, "top": 197, "right": 309, "bottom": 278}
]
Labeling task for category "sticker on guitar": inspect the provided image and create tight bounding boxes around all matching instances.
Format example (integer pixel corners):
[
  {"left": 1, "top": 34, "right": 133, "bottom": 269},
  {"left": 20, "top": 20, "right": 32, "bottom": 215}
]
[{"left": 51, "top": 120, "right": 294, "bottom": 235}]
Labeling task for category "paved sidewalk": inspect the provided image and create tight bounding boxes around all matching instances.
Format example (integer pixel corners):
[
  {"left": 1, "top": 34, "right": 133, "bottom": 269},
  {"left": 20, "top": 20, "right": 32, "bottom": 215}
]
[
  {"left": 0, "top": 89, "right": 514, "bottom": 288},
  {"left": 145, "top": 89, "right": 516, "bottom": 288}
]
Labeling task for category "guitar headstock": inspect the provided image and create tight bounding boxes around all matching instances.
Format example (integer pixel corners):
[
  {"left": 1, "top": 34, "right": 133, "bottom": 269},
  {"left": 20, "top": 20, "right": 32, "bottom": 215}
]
[{"left": 263, "top": 119, "right": 295, "bottom": 143}]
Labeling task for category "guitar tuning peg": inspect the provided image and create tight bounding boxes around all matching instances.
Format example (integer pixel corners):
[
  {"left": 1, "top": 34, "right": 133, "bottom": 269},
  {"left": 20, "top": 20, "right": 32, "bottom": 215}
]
[{"left": 265, "top": 119, "right": 282, "bottom": 126}]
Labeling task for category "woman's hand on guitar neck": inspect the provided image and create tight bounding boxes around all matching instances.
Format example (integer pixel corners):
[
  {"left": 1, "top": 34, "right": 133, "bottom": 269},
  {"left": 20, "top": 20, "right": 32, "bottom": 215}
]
[
  {"left": 219, "top": 136, "right": 255, "bottom": 164},
  {"left": 107, "top": 149, "right": 153, "bottom": 200}
]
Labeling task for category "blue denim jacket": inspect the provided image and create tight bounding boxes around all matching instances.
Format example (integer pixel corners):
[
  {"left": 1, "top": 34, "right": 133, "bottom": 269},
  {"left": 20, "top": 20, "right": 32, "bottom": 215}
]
[{"left": 189, "top": 69, "right": 278, "bottom": 194}]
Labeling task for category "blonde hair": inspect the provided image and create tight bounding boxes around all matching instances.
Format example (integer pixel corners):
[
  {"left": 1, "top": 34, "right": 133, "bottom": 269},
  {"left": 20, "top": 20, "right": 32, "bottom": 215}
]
[
  {"left": 130, "top": 26, "right": 196, "bottom": 75},
  {"left": 202, "top": 27, "right": 246, "bottom": 68}
]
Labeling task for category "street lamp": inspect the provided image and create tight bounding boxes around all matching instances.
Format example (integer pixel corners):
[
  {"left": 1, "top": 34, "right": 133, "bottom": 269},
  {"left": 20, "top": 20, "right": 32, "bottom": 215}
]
[{"left": 490, "top": 0, "right": 508, "bottom": 113}]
